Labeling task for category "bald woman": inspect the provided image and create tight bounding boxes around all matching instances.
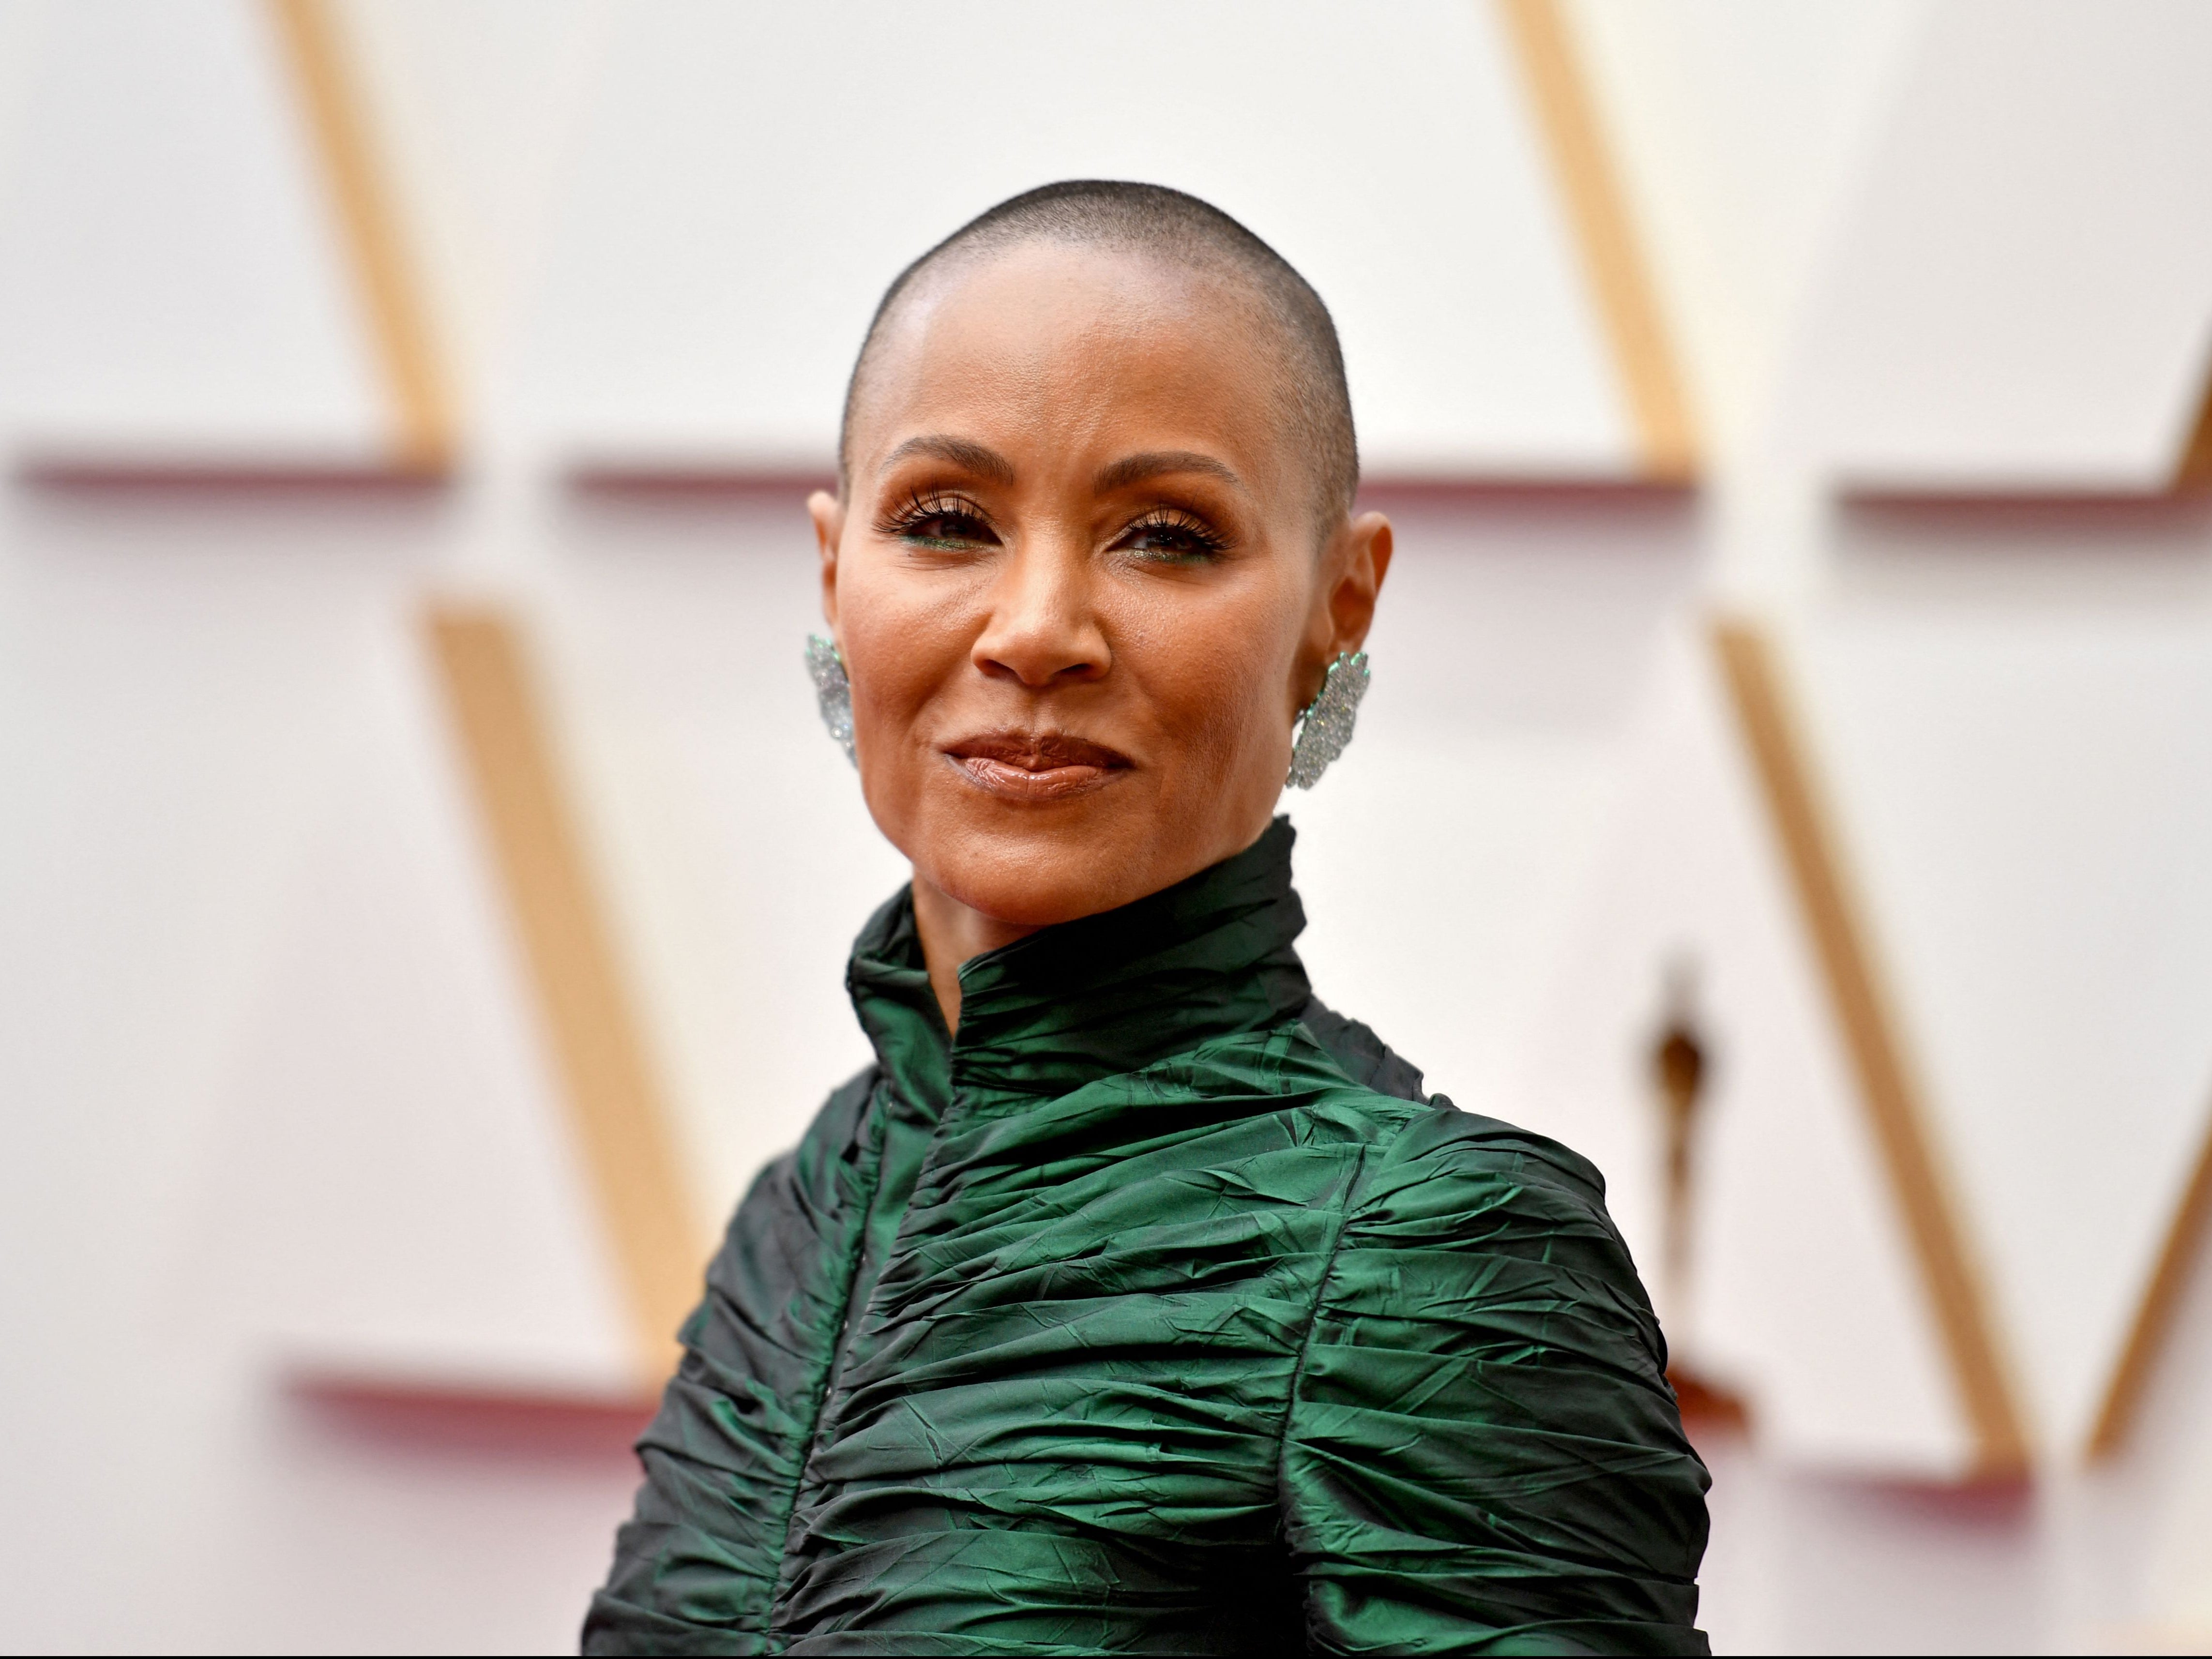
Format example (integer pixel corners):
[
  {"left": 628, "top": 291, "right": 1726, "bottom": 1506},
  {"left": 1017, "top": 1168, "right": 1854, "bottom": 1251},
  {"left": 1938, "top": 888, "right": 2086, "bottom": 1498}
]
[{"left": 586, "top": 181, "right": 1709, "bottom": 1658}]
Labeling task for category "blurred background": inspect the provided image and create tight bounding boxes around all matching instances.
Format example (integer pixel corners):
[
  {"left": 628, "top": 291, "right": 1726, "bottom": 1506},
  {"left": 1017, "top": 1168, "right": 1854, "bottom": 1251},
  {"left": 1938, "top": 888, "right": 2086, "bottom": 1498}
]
[{"left": 5, "top": 0, "right": 2212, "bottom": 1650}]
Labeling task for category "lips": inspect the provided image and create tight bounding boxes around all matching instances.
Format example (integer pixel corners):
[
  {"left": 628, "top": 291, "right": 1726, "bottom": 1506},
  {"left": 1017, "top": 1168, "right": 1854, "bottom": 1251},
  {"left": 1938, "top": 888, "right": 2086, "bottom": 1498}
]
[{"left": 943, "top": 731, "right": 1133, "bottom": 802}]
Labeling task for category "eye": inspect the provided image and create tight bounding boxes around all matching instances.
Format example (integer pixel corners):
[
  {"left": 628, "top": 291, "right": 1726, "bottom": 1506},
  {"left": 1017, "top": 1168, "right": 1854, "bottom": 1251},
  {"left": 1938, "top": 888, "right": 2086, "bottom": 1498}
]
[
  {"left": 880, "top": 489, "right": 1000, "bottom": 550},
  {"left": 1117, "top": 509, "right": 1228, "bottom": 563}
]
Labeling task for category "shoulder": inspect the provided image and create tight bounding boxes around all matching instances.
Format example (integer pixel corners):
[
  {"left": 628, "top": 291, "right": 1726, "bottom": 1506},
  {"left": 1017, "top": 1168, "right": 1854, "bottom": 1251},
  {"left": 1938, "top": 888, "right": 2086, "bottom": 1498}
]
[
  {"left": 1277, "top": 1003, "right": 1656, "bottom": 1342},
  {"left": 1285, "top": 1004, "right": 1620, "bottom": 1245},
  {"left": 1295, "top": 995, "right": 1428, "bottom": 1101},
  {"left": 1316, "top": 1091, "right": 1668, "bottom": 1379},
  {"left": 1285, "top": 998, "right": 1615, "bottom": 1234},
  {"left": 1356, "top": 1097, "right": 1616, "bottom": 1235},
  {"left": 1286, "top": 1094, "right": 1709, "bottom": 1649}
]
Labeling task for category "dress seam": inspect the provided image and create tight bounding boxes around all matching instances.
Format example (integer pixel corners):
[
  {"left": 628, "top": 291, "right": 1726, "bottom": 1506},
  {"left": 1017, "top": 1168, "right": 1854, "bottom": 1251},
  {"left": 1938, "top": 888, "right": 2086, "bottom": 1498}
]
[
  {"left": 1273, "top": 1104, "right": 1420, "bottom": 1501},
  {"left": 760, "top": 1070, "right": 889, "bottom": 1652}
]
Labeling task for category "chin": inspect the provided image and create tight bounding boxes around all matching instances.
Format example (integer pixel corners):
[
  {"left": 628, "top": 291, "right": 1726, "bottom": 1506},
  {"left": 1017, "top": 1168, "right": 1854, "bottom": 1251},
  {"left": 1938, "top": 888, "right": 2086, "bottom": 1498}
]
[{"left": 921, "top": 812, "right": 1159, "bottom": 929}]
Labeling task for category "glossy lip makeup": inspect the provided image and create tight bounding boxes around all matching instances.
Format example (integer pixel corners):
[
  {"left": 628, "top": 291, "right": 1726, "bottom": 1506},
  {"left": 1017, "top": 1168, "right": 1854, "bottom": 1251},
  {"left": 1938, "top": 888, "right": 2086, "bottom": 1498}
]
[{"left": 943, "top": 730, "right": 1133, "bottom": 803}]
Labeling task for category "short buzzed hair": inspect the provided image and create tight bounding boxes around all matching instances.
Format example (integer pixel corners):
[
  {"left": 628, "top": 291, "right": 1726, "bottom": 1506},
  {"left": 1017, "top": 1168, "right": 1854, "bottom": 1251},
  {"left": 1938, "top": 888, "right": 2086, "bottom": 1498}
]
[{"left": 838, "top": 181, "right": 1359, "bottom": 528}]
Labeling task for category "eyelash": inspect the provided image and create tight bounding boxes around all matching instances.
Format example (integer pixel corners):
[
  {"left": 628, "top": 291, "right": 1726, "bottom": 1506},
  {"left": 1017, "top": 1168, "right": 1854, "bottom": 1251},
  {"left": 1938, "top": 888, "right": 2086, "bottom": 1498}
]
[
  {"left": 875, "top": 490, "right": 1229, "bottom": 562},
  {"left": 1117, "top": 506, "right": 1228, "bottom": 562},
  {"left": 879, "top": 488, "right": 996, "bottom": 548}
]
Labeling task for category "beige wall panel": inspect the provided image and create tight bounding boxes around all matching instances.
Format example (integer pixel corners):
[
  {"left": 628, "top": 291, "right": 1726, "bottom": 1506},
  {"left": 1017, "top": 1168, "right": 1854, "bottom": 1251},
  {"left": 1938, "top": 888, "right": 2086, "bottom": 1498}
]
[
  {"left": 1499, "top": 0, "right": 1696, "bottom": 480},
  {"left": 2117, "top": 1198, "right": 2212, "bottom": 1639},
  {"left": 197, "top": 610, "right": 639, "bottom": 1395},
  {"left": 0, "top": 0, "right": 398, "bottom": 465},
  {"left": 266, "top": 0, "right": 453, "bottom": 471},
  {"left": 1794, "top": 602, "right": 2212, "bottom": 1460},
  {"left": 1785, "top": 0, "right": 2212, "bottom": 492},
  {"left": 427, "top": 604, "right": 702, "bottom": 1383},
  {"left": 515, "top": 0, "right": 1639, "bottom": 479},
  {"left": 324, "top": 0, "right": 614, "bottom": 443},
  {"left": 1561, "top": 0, "right": 1925, "bottom": 464}
]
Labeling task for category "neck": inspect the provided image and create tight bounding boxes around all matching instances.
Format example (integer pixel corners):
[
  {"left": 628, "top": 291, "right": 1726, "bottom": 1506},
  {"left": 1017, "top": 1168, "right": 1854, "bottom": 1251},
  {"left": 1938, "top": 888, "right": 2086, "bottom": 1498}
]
[{"left": 909, "top": 872, "right": 1041, "bottom": 1033}]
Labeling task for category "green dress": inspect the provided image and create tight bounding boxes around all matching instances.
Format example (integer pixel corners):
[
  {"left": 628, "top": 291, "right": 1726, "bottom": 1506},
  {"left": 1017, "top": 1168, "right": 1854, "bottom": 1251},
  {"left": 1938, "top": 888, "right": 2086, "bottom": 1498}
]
[{"left": 585, "top": 821, "right": 1709, "bottom": 1655}]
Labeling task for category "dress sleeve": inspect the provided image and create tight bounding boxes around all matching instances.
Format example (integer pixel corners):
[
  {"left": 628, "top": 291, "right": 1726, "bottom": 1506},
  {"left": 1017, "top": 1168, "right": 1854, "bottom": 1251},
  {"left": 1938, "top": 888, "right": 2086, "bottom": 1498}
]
[
  {"left": 583, "top": 1069, "right": 879, "bottom": 1656},
  {"left": 1280, "top": 1107, "right": 1711, "bottom": 1657}
]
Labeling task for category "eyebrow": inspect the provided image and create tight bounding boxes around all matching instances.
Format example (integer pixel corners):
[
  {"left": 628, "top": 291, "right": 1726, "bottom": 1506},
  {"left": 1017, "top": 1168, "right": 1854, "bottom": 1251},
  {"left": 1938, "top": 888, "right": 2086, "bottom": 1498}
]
[
  {"left": 879, "top": 435, "right": 1017, "bottom": 485},
  {"left": 1093, "top": 451, "right": 1244, "bottom": 494}
]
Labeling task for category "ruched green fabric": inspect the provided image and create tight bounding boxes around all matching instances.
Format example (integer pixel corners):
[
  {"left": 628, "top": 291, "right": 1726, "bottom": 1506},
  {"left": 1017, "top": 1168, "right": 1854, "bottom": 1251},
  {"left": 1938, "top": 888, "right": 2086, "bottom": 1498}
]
[{"left": 586, "top": 821, "right": 1709, "bottom": 1655}]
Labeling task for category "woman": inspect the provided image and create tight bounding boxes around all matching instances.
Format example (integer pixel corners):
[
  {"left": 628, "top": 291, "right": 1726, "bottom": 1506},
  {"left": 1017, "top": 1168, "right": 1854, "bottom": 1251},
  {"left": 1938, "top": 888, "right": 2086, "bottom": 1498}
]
[{"left": 586, "top": 181, "right": 1709, "bottom": 1656}]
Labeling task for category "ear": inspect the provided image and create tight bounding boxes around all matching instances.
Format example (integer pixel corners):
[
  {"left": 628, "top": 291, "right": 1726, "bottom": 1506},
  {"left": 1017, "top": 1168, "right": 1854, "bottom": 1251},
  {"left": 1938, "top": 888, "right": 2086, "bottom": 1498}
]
[
  {"left": 809, "top": 489, "right": 847, "bottom": 635},
  {"left": 1295, "top": 512, "right": 1393, "bottom": 706},
  {"left": 1327, "top": 511, "right": 1393, "bottom": 655}
]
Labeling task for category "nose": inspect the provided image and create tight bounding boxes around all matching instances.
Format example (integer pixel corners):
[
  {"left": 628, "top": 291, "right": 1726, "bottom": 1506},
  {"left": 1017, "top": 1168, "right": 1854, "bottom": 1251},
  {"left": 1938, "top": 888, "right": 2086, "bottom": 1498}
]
[{"left": 971, "top": 538, "right": 1110, "bottom": 690}]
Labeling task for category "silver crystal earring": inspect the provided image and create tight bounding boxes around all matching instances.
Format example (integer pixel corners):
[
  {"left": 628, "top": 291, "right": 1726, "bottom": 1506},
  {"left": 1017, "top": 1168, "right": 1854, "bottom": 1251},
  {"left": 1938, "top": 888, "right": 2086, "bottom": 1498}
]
[
  {"left": 804, "top": 634, "right": 856, "bottom": 766},
  {"left": 1287, "top": 650, "right": 1370, "bottom": 789}
]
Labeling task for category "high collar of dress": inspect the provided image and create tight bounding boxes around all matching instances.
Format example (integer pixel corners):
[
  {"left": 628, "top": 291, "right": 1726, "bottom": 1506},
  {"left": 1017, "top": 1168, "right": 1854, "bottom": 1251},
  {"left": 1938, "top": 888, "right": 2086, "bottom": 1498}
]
[{"left": 845, "top": 817, "right": 1314, "bottom": 1106}]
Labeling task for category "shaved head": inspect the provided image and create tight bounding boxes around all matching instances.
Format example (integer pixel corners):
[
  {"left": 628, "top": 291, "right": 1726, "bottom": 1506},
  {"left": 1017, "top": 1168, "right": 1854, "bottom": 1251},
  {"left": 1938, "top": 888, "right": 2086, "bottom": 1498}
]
[{"left": 839, "top": 180, "right": 1359, "bottom": 527}]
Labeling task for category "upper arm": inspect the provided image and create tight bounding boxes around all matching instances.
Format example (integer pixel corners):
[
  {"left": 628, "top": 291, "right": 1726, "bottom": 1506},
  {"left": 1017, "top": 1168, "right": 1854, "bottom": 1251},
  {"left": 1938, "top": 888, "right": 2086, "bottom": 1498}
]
[
  {"left": 583, "top": 1069, "right": 879, "bottom": 1655},
  {"left": 1281, "top": 1110, "right": 1710, "bottom": 1656}
]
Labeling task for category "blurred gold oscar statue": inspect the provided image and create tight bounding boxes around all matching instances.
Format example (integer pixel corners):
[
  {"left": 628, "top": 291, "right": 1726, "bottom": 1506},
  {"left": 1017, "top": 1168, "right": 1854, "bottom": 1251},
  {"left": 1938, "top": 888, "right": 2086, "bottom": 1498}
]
[{"left": 1650, "top": 958, "right": 1748, "bottom": 1434}]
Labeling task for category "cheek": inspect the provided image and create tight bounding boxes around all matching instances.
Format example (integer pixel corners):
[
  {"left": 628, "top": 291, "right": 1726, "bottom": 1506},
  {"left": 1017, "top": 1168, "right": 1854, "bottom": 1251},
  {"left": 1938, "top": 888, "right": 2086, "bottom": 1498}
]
[
  {"left": 836, "top": 561, "right": 973, "bottom": 813},
  {"left": 1123, "top": 575, "right": 1303, "bottom": 769}
]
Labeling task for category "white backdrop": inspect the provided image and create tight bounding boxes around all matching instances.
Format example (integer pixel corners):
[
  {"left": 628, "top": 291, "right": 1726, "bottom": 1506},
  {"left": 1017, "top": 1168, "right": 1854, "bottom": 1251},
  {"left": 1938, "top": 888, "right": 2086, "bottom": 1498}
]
[{"left": 9, "top": 1, "right": 2212, "bottom": 1650}]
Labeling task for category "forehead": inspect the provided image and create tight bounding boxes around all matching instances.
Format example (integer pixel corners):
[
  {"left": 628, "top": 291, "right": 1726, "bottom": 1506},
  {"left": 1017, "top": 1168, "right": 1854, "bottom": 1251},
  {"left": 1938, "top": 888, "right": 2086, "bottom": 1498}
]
[{"left": 850, "top": 243, "right": 1301, "bottom": 488}]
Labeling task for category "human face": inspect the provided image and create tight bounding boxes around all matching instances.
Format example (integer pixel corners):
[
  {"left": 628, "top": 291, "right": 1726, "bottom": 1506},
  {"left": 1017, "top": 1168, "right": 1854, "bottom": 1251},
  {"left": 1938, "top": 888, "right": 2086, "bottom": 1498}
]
[{"left": 812, "top": 241, "right": 1391, "bottom": 936}]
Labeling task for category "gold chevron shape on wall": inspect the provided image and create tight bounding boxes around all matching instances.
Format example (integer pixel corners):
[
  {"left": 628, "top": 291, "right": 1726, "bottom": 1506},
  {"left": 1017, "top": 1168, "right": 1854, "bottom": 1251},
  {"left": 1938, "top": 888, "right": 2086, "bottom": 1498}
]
[
  {"left": 1495, "top": 0, "right": 1698, "bottom": 485},
  {"left": 2091, "top": 1095, "right": 2212, "bottom": 1458},
  {"left": 12, "top": 0, "right": 457, "bottom": 481},
  {"left": 1711, "top": 616, "right": 2029, "bottom": 1478},
  {"left": 266, "top": 0, "right": 455, "bottom": 476},
  {"left": 426, "top": 603, "right": 701, "bottom": 1385}
]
